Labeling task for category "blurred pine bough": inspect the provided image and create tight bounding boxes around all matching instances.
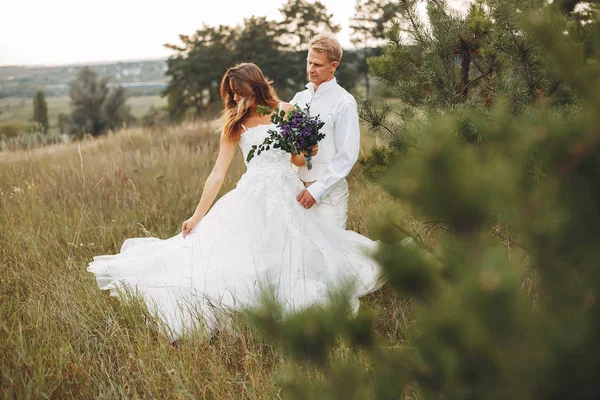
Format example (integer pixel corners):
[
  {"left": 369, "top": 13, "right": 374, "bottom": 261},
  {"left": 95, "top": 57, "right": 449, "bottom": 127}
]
[{"left": 250, "top": 0, "right": 600, "bottom": 398}]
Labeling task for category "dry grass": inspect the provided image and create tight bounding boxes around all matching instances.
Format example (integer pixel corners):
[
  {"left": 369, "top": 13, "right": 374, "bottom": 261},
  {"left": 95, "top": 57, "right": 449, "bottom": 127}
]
[{"left": 0, "top": 121, "right": 418, "bottom": 398}]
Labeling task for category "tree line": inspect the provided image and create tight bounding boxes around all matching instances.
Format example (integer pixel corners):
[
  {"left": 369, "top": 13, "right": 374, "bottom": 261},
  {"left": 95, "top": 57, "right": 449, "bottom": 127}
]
[
  {"left": 22, "top": 0, "right": 400, "bottom": 137},
  {"left": 162, "top": 0, "right": 401, "bottom": 121}
]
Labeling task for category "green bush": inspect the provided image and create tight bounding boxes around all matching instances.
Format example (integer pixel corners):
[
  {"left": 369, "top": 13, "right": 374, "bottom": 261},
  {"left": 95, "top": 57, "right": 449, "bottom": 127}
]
[
  {"left": 0, "top": 131, "right": 63, "bottom": 152},
  {"left": 0, "top": 121, "right": 41, "bottom": 138}
]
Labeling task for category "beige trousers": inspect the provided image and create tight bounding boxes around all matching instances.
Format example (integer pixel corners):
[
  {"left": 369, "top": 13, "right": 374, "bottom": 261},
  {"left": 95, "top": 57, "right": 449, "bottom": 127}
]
[{"left": 304, "top": 179, "right": 349, "bottom": 230}]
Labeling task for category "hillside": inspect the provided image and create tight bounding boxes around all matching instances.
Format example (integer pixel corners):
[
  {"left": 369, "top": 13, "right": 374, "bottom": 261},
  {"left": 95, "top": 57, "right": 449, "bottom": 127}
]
[{"left": 0, "top": 59, "right": 168, "bottom": 98}]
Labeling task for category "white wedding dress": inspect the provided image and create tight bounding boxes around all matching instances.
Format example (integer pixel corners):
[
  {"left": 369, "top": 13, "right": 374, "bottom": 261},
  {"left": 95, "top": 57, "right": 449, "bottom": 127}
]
[{"left": 88, "top": 122, "right": 381, "bottom": 339}]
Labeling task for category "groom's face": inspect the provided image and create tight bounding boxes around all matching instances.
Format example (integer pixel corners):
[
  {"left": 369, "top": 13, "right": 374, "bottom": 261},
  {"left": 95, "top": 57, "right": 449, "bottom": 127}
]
[{"left": 307, "top": 49, "right": 338, "bottom": 88}]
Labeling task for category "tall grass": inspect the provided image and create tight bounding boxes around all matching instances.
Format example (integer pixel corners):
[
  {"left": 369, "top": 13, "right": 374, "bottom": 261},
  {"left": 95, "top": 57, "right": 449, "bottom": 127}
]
[{"left": 0, "top": 122, "right": 419, "bottom": 398}]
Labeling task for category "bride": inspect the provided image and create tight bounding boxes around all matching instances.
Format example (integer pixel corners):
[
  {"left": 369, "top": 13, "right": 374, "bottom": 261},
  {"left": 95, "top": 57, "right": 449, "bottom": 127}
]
[{"left": 87, "top": 63, "right": 381, "bottom": 339}]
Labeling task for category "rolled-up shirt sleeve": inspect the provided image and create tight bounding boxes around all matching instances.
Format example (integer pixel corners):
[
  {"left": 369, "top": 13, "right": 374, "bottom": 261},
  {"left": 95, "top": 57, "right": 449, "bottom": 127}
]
[{"left": 307, "top": 100, "right": 360, "bottom": 202}]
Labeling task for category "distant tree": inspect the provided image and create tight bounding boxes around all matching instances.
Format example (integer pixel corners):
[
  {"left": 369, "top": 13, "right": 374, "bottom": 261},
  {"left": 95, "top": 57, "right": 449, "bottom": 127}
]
[
  {"left": 103, "top": 86, "right": 133, "bottom": 131},
  {"left": 278, "top": 0, "right": 341, "bottom": 51},
  {"left": 350, "top": 0, "right": 402, "bottom": 46},
  {"left": 235, "top": 17, "right": 281, "bottom": 67},
  {"left": 57, "top": 113, "right": 71, "bottom": 135},
  {"left": 68, "top": 67, "right": 132, "bottom": 136},
  {"left": 233, "top": 16, "right": 305, "bottom": 100},
  {"left": 235, "top": 17, "right": 290, "bottom": 90},
  {"left": 163, "top": 25, "right": 237, "bottom": 121},
  {"left": 334, "top": 50, "right": 363, "bottom": 92},
  {"left": 69, "top": 67, "right": 109, "bottom": 136},
  {"left": 32, "top": 90, "right": 49, "bottom": 134},
  {"left": 350, "top": 0, "right": 401, "bottom": 95}
]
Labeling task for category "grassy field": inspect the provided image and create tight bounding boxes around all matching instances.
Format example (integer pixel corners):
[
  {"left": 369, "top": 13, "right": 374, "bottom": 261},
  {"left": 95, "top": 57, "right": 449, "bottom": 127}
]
[
  {"left": 0, "top": 95, "right": 167, "bottom": 135},
  {"left": 0, "top": 121, "right": 423, "bottom": 398}
]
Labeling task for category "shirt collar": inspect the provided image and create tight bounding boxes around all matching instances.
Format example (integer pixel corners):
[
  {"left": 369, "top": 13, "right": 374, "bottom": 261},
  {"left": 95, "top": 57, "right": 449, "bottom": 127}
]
[{"left": 306, "top": 77, "right": 337, "bottom": 95}]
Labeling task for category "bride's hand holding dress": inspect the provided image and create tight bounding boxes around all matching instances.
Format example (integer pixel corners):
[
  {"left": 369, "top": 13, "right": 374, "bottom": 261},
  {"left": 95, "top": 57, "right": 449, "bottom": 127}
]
[{"left": 181, "top": 216, "right": 200, "bottom": 238}]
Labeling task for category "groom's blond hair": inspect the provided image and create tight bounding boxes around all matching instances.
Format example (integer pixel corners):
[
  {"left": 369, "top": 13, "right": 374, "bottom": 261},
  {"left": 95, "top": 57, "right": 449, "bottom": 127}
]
[{"left": 309, "top": 34, "right": 343, "bottom": 64}]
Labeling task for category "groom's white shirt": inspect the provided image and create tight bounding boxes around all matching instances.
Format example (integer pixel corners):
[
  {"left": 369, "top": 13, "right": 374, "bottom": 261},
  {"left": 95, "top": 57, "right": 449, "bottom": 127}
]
[{"left": 290, "top": 77, "right": 360, "bottom": 202}]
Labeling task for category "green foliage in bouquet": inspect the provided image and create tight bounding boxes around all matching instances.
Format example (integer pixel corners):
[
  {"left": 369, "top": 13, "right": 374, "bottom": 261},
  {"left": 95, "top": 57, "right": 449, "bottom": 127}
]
[{"left": 246, "top": 104, "right": 325, "bottom": 166}]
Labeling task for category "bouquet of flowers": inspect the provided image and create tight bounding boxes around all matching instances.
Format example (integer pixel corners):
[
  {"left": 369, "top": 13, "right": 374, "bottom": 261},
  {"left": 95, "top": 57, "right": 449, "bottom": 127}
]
[{"left": 246, "top": 104, "right": 325, "bottom": 170}]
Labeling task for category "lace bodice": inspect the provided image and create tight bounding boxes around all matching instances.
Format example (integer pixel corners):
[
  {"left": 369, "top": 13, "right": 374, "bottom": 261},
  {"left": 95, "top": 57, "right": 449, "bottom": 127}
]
[{"left": 239, "top": 123, "right": 292, "bottom": 170}]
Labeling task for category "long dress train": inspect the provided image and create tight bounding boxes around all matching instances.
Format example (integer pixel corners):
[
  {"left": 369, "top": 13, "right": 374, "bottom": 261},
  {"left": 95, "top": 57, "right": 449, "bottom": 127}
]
[{"left": 87, "top": 122, "right": 381, "bottom": 338}]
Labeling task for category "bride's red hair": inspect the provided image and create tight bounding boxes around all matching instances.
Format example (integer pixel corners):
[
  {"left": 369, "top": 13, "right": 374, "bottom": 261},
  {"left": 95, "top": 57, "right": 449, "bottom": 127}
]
[{"left": 220, "top": 63, "right": 280, "bottom": 141}]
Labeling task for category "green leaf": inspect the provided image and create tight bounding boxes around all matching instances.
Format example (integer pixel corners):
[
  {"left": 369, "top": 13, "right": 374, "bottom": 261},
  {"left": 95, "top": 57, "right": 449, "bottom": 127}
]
[{"left": 256, "top": 105, "right": 271, "bottom": 116}]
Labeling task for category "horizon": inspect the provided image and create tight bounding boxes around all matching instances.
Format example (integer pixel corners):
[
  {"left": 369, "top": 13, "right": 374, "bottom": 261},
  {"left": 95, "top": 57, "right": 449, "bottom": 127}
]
[{"left": 0, "top": 56, "right": 170, "bottom": 69}]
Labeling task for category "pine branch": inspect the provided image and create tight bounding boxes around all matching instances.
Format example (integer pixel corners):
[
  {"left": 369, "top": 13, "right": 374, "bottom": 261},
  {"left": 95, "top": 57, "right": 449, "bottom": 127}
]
[
  {"left": 490, "top": 226, "right": 527, "bottom": 251},
  {"left": 398, "top": 0, "right": 428, "bottom": 46},
  {"left": 421, "top": 219, "right": 528, "bottom": 251},
  {"left": 504, "top": 20, "right": 541, "bottom": 98},
  {"left": 357, "top": 98, "right": 402, "bottom": 144},
  {"left": 472, "top": 58, "right": 493, "bottom": 76},
  {"left": 460, "top": 73, "right": 491, "bottom": 95}
]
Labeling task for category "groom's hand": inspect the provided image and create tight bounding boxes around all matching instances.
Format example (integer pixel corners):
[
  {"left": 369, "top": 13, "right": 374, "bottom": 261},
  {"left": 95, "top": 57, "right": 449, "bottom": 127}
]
[
  {"left": 301, "top": 144, "right": 318, "bottom": 157},
  {"left": 297, "top": 189, "right": 316, "bottom": 209}
]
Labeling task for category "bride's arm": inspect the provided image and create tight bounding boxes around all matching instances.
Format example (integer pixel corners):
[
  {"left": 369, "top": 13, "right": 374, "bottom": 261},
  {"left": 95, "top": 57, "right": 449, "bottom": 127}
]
[{"left": 182, "top": 132, "right": 236, "bottom": 236}]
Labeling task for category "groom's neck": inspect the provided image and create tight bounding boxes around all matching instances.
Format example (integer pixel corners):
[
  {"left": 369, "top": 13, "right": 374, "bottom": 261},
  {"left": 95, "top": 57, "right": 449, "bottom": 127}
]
[{"left": 313, "top": 76, "right": 335, "bottom": 93}]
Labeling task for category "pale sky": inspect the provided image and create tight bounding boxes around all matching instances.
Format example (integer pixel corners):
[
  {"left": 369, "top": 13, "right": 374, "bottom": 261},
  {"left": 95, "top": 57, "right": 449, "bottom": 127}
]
[{"left": 1, "top": 0, "right": 470, "bottom": 66}]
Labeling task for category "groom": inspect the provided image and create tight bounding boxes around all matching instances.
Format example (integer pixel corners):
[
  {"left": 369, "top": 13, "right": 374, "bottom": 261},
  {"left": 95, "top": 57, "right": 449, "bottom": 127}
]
[{"left": 292, "top": 33, "right": 361, "bottom": 230}]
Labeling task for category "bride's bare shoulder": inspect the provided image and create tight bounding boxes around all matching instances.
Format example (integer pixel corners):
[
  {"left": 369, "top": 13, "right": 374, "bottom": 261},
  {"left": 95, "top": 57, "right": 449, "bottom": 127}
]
[{"left": 279, "top": 102, "right": 295, "bottom": 113}]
